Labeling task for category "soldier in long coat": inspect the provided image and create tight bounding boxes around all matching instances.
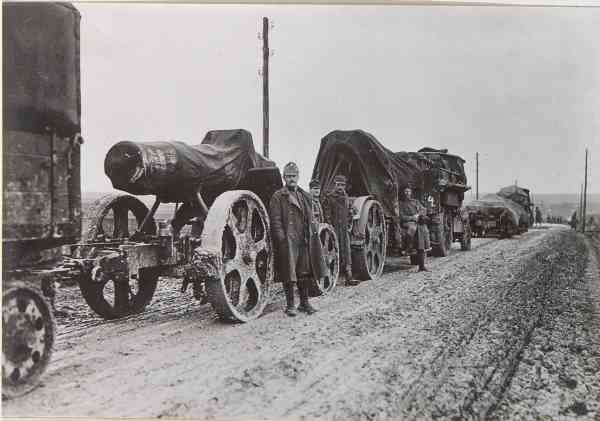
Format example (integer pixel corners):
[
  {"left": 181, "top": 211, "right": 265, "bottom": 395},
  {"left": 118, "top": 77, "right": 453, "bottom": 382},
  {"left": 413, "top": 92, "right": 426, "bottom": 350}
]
[
  {"left": 269, "top": 162, "right": 327, "bottom": 316},
  {"left": 322, "top": 174, "right": 356, "bottom": 286},
  {"left": 399, "top": 186, "right": 430, "bottom": 271}
]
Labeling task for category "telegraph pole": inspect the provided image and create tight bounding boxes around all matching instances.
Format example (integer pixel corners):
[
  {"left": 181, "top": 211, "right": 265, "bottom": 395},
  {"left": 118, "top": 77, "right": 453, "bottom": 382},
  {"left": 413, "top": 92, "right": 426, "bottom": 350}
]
[
  {"left": 582, "top": 148, "right": 588, "bottom": 233},
  {"left": 579, "top": 183, "right": 584, "bottom": 228},
  {"left": 476, "top": 152, "right": 479, "bottom": 200},
  {"left": 262, "top": 17, "right": 270, "bottom": 158}
]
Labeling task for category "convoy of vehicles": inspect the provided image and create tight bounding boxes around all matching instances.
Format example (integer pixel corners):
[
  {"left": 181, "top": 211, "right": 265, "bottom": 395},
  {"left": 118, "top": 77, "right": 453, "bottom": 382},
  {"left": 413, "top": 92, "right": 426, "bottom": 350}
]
[{"left": 5, "top": 1, "right": 544, "bottom": 402}]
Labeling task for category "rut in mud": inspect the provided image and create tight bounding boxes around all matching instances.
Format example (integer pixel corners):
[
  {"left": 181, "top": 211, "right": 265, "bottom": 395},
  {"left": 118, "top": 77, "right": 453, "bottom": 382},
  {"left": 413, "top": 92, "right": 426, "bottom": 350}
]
[{"left": 3, "top": 226, "right": 598, "bottom": 420}]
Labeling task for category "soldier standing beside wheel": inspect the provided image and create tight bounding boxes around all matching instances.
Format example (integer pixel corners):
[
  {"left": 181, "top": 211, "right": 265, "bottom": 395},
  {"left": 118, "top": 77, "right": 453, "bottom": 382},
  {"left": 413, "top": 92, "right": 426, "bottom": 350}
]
[
  {"left": 322, "top": 175, "right": 357, "bottom": 286},
  {"left": 269, "top": 162, "right": 326, "bottom": 317},
  {"left": 399, "top": 186, "right": 430, "bottom": 272}
]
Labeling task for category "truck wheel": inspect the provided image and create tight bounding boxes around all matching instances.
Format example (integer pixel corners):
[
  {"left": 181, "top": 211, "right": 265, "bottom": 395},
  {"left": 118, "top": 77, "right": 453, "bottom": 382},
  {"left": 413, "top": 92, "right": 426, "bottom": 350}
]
[
  {"left": 352, "top": 200, "right": 387, "bottom": 280},
  {"left": 79, "top": 194, "right": 158, "bottom": 319},
  {"left": 202, "top": 191, "right": 272, "bottom": 323},
  {"left": 460, "top": 224, "right": 472, "bottom": 251},
  {"left": 2, "top": 286, "right": 54, "bottom": 398},
  {"left": 309, "top": 223, "right": 339, "bottom": 297},
  {"left": 432, "top": 222, "right": 449, "bottom": 257}
]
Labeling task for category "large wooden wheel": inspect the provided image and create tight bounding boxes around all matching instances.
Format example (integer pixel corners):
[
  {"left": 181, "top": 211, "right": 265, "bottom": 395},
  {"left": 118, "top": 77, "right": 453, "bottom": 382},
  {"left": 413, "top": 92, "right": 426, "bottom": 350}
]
[
  {"left": 78, "top": 194, "right": 158, "bottom": 319},
  {"left": 352, "top": 200, "right": 386, "bottom": 280},
  {"left": 2, "top": 285, "right": 54, "bottom": 398},
  {"left": 83, "top": 193, "right": 156, "bottom": 242},
  {"left": 308, "top": 223, "right": 339, "bottom": 297},
  {"left": 201, "top": 190, "right": 272, "bottom": 323}
]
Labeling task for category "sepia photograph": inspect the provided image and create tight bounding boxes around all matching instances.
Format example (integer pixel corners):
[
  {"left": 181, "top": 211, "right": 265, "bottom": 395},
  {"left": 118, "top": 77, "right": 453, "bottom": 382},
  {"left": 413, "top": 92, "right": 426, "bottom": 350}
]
[{"left": 2, "top": 0, "right": 599, "bottom": 419}]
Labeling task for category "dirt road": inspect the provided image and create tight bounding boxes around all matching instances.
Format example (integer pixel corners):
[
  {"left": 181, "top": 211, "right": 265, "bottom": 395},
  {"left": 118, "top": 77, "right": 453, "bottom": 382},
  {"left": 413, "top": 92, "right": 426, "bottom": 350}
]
[{"left": 3, "top": 226, "right": 599, "bottom": 419}]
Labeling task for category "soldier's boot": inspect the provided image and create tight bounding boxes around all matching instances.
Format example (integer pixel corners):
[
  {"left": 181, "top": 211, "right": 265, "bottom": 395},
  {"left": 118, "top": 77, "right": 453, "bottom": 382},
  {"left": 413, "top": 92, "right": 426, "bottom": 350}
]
[
  {"left": 297, "top": 278, "right": 317, "bottom": 315},
  {"left": 417, "top": 249, "right": 428, "bottom": 272},
  {"left": 345, "top": 268, "right": 360, "bottom": 286},
  {"left": 283, "top": 283, "right": 297, "bottom": 317}
]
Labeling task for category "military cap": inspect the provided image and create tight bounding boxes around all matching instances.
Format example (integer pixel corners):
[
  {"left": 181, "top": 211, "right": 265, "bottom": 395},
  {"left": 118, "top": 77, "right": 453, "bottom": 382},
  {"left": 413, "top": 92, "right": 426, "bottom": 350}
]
[
  {"left": 333, "top": 174, "right": 347, "bottom": 184},
  {"left": 283, "top": 162, "right": 299, "bottom": 176},
  {"left": 309, "top": 178, "right": 320, "bottom": 188}
]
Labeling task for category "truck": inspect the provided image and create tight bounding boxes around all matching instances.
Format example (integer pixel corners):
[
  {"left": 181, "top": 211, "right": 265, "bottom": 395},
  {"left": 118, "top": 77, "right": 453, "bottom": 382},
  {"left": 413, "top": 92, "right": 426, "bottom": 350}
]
[{"left": 2, "top": 2, "right": 83, "bottom": 397}]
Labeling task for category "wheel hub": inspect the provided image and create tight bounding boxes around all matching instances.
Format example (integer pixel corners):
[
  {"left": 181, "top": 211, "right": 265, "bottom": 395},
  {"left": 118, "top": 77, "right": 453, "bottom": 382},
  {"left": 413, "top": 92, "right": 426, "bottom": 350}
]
[{"left": 4, "top": 313, "right": 38, "bottom": 364}]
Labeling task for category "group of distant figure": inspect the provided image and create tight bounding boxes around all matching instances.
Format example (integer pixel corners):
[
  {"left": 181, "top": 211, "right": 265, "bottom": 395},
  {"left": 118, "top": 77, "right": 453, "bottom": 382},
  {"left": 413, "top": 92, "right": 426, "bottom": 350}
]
[{"left": 534, "top": 206, "right": 568, "bottom": 227}]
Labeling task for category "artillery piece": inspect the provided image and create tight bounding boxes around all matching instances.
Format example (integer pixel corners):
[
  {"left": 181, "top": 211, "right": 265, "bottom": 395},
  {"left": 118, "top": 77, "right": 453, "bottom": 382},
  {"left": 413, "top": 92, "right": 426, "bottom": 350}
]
[
  {"left": 312, "top": 131, "right": 471, "bottom": 280},
  {"left": 73, "top": 130, "right": 340, "bottom": 322}
]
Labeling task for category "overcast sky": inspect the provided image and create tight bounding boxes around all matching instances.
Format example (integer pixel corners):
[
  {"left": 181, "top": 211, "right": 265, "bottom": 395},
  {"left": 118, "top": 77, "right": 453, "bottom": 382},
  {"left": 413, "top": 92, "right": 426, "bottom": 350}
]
[{"left": 77, "top": 3, "right": 599, "bottom": 196}]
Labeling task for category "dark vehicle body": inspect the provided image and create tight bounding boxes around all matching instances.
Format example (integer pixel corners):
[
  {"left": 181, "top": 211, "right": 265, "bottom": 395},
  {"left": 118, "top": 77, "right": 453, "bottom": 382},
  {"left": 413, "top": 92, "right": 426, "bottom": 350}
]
[
  {"left": 312, "top": 130, "right": 471, "bottom": 280},
  {"left": 2, "top": 2, "right": 83, "bottom": 397}
]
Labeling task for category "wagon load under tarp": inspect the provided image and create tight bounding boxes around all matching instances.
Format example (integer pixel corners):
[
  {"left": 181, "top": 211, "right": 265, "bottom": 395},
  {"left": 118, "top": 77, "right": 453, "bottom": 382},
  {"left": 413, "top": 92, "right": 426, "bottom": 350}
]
[
  {"left": 311, "top": 130, "right": 423, "bottom": 218},
  {"left": 105, "top": 129, "right": 278, "bottom": 205},
  {"left": 464, "top": 194, "right": 520, "bottom": 227},
  {"left": 497, "top": 185, "right": 533, "bottom": 227}
]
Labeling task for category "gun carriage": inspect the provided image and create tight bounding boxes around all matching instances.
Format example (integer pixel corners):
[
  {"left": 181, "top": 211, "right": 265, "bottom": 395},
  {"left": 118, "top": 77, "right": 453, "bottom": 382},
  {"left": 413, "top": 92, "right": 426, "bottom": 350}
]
[
  {"left": 312, "top": 130, "right": 471, "bottom": 280},
  {"left": 72, "top": 130, "right": 340, "bottom": 322}
]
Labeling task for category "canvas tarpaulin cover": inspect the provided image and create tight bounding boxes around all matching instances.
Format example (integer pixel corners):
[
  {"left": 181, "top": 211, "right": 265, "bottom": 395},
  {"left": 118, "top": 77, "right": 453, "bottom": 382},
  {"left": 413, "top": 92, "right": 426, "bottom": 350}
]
[
  {"left": 311, "top": 130, "right": 423, "bottom": 218},
  {"left": 3, "top": 2, "right": 81, "bottom": 137},
  {"left": 497, "top": 185, "right": 533, "bottom": 225},
  {"left": 105, "top": 129, "right": 276, "bottom": 203},
  {"left": 464, "top": 194, "right": 520, "bottom": 226}
]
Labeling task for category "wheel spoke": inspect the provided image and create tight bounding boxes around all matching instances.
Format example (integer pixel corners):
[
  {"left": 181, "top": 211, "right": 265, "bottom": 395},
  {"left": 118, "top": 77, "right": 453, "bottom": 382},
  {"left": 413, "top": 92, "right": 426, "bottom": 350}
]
[
  {"left": 223, "top": 258, "right": 239, "bottom": 276},
  {"left": 112, "top": 203, "right": 130, "bottom": 238},
  {"left": 114, "top": 281, "right": 130, "bottom": 313},
  {"left": 253, "top": 238, "right": 267, "bottom": 254}
]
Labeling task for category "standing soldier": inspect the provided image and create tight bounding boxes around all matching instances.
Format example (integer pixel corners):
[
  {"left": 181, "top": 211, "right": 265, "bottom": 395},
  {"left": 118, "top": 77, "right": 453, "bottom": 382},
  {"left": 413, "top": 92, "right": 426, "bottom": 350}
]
[
  {"left": 399, "top": 186, "right": 430, "bottom": 272},
  {"left": 322, "top": 174, "right": 357, "bottom": 286},
  {"left": 269, "top": 162, "right": 326, "bottom": 316},
  {"left": 310, "top": 178, "right": 324, "bottom": 223},
  {"left": 570, "top": 210, "right": 578, "bottom": 230}
]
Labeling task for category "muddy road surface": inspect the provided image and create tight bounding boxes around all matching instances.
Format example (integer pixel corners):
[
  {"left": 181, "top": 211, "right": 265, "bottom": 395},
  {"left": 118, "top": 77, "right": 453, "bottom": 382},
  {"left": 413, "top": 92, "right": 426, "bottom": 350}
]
[{"left": 3, "top": 226, "right": 599, "bottom": 419}]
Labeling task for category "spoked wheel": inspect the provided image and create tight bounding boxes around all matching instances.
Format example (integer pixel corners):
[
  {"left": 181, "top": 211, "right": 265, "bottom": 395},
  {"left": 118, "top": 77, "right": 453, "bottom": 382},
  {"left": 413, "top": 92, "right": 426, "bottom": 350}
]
[
  {"left": 309, "top": 223, "right": 339, "bottom": 297},
  {"left": 2, "top": 286, "right": 54, "bottom": 398},
  {"left": 83, "top": 194, "right": 157, "bottom": 242},
  {"left": 352, "top": 200, "right": 386, "bottom": 281},
  {"left": 78, "top": 268, "right": 158, "bottom": 320},
  {"left": 202, "top": 190, "right": 272, "bottom": 323},
  {"left": 78, "top": 194, "right": 158, "bottom": 320}
]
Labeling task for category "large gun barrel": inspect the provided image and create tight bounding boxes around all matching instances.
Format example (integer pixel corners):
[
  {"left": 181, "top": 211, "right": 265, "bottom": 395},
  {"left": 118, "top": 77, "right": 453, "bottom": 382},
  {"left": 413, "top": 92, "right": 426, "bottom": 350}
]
[
  {"left": 105, "top": 141, "right": 185, "bottom": 200},
  {"left": 105, "top": 130, "right": 275, "bottom": 203}
]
